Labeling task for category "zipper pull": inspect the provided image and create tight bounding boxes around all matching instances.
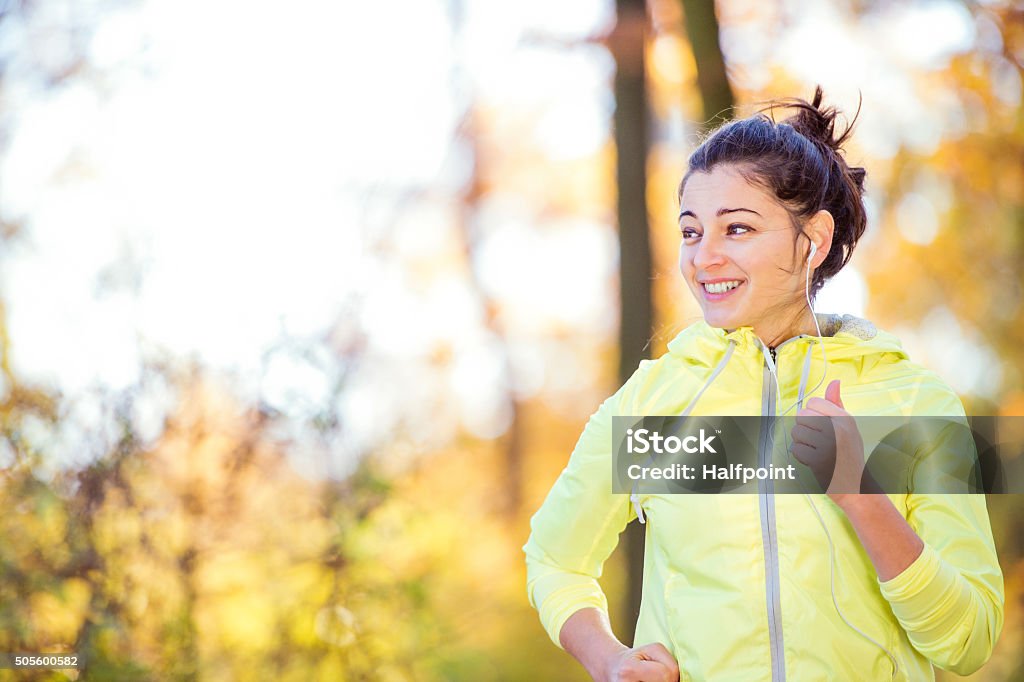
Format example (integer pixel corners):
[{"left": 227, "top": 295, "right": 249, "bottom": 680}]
[{"left": 631, "top": 492, "right": 646, "bottom": 524}]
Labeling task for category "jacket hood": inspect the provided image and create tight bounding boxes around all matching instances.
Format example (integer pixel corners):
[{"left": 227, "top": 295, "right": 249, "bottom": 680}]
[{"left": 666, "top": 312, "right": 908, "bottom": 364}]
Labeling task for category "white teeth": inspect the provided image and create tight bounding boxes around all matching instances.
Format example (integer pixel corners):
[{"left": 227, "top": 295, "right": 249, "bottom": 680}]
[{"left": 703, "top": 280, "right": 742, "bottom": 294}]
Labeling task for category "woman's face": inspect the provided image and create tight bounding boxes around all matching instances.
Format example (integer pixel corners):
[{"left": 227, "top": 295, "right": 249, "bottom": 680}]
[{"left": 678, "top": 165, "right": 809, "bottom": 339}]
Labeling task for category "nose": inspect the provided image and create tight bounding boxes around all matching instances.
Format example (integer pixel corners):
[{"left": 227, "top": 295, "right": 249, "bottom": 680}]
[{"left": 690, "top": 232, "right": 728, "bottom": 271}]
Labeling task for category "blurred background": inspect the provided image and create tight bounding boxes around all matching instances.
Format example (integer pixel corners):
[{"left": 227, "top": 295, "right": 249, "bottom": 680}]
[{"left": 0, "top": 0, "right": 1021, "bottom": 679}]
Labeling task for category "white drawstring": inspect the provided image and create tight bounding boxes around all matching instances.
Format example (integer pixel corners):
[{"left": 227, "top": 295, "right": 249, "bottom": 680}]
[{"left": 630, "top": 339, "right": 738, "bottom": 524}]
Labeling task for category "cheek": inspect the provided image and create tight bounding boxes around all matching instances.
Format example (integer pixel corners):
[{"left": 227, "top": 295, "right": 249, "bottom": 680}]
[{"left": 746, "top": 250, "right": 788, "bottom": 283}]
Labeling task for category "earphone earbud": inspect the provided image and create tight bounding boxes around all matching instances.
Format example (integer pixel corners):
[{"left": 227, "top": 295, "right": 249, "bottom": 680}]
[{"left": 808, "top": 242, "right": 818, "bottom": 264}]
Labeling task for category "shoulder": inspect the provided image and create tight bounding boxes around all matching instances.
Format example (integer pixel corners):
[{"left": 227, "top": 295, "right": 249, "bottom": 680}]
[
  {"left": 904, "top": 368, "right": 966, "bottom": 417},
  {"left": 615, "top": 319, "right": 747, "bottom": 409},
  {"left": 602, "top": 351, "right": 680, "bottom": 417},
  {"left": 616, "top": 356, "right": 662, "bottom": 401},
  {"left": 858, "top": 352, "right": 966, "bottom": 417}
]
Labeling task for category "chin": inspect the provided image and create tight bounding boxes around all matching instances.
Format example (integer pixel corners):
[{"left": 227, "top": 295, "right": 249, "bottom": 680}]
[{"left": 701, "top": 309, "right": 743, "bottom": 329}]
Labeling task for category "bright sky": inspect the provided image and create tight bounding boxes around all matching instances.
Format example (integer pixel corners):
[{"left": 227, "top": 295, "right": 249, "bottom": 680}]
[{"left": 0, "top": 0, "right": 1001, "bottom": 471}]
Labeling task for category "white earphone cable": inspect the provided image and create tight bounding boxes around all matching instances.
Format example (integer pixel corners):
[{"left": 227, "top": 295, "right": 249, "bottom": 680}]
[{"left": 765, "top": 242, "right": 900, "bottom": 679}]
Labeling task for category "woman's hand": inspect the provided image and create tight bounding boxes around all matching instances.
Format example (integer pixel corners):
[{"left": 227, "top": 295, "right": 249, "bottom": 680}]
[
  {"left": 788, "top": 379, "right": 867, "bottom": 508},
  {"left": 602, "top": 643, "right": 680, "bottom": 682},
  {"left": 560, "top": 609, "right": 679, "bottom": 682}
]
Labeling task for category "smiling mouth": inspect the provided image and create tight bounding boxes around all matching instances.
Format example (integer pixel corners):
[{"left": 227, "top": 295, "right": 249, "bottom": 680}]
[{"left": 702, "top": 280, "right": 744, "bottom": 295}]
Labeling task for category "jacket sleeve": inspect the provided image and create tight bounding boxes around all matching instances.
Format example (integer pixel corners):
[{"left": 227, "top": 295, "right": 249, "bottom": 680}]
[
  {"left": 521, "top": 365, "right": 645, "bottom": 650},
  {"left": 877, "top": 388, "right": 1005, "bottom": 675}
]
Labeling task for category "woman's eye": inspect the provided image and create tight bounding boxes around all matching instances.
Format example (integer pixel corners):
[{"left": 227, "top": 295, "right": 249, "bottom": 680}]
[
  {"left": 681, "top": 227, "right": 700, "bottom": 239},
  {"left": 728, "top": 223, "right": 753, "bottom": 235}
]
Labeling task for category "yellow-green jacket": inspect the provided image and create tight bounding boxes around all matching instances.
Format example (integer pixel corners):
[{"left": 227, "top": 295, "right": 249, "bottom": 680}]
[{"left": 523, "top": 314, "right": 1004, "bottom": 681}]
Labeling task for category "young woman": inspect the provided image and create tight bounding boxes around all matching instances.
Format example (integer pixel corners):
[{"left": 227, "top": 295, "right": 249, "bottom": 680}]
[{"left": 522, "top": 88, "right": 1004, "bottom": 682}]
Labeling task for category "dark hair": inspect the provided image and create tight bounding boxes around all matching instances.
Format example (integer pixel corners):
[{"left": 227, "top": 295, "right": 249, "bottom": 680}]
[{"left": 678, "top": 86, "right": 867, "bottom": 299}]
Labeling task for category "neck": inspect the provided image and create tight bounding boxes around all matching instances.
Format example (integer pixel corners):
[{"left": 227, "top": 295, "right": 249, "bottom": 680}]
[
  {"left": 729, "top": 308, "right": 821, "bottom": 350},
  {"left": 763, "top": 308, "right": 821, "bottom": 349}
]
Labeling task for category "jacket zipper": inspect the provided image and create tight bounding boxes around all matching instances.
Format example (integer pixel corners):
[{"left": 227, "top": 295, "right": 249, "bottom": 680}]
[{"left": 760, "top": 342, "right": 786, "bottom": 682}]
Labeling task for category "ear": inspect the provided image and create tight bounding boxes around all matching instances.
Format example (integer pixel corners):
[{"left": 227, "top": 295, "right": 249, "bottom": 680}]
[{"left": 805, "top": 210, "right": 835, "bottom": 268}]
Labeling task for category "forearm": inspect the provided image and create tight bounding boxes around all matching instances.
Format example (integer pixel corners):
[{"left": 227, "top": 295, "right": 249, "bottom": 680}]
[
  {"left": 838, "top": 493, "right": 1004, "bottom": 675},
  {"left": 559, "top": 607, "right": 629, "bottom": 682},
  {"left": 837, "top": 493, "right": 924, "bottom": 581}
]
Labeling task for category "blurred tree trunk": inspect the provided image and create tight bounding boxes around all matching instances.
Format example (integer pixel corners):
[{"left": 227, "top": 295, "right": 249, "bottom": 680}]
[
  {"left": 609, "top": 0, "right": 735, "bottom": 648},
  {"left": 459, "top": 110, "right": 526, "bottom": 520},
  {"left": 680, "top": 0, "right": 735, "bottom": 127},
  {"left": 610, "top": 0, "right": 652, "bottom": 648},
  {"left": 449, "top": 1, "right": 525, "bottom": 521}
]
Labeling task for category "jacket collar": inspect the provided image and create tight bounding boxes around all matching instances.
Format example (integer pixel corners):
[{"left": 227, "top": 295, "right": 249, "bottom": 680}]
[{"left": 666, "top": 313, "right": 907, "bottom": 364}]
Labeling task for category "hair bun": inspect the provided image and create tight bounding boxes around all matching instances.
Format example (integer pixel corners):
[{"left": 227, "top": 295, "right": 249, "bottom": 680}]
[{"left": 778, "top": 85, "right": 860, "bottom": 152}]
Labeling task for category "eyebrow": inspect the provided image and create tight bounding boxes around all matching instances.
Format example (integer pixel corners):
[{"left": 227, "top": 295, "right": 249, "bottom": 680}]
[{"left": 678, "top": 207, "right": 763, "bottom": 221}]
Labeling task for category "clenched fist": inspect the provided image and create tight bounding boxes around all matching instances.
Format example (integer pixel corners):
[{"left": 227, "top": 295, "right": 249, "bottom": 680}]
[
  {"left": 789, "top": 379, "right": 870, "bottom": 507},
  {"left": 601, "top": 642, "right": 680, "bottom": 682}
]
